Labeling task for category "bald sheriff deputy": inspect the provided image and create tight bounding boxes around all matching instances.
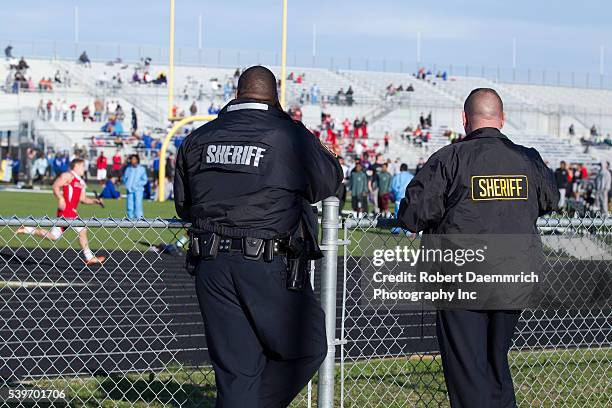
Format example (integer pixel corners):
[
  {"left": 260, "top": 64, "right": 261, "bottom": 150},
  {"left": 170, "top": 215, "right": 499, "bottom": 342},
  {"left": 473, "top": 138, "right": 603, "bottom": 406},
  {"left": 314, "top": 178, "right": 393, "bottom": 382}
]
[
  {"left": 174, "top": 66, "right": 343, "bottom": 407},
  {"left": 398, "top": 88, "right": 558, "bottom": 408}
]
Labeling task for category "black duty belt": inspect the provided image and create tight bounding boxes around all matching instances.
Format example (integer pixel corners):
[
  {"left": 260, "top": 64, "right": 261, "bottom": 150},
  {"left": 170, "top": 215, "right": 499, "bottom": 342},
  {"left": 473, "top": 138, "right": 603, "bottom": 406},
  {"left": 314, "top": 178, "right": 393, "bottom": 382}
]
[{"left": 189, "top": 231, "right": 288, "bottom": 262}]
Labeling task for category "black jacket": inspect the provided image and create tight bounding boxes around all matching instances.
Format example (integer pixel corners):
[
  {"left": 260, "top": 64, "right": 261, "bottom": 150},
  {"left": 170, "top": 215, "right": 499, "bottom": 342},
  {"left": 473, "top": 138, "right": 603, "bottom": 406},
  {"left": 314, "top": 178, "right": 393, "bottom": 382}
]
[
  {"left": 398, "top": 127, "right": 559, "bottom": 234},
  {"left": 174, "top": 99, "right": 343, "bottom": 239},
  {"left": 554, "top": 168, "right": 569, "bottom": 189}
]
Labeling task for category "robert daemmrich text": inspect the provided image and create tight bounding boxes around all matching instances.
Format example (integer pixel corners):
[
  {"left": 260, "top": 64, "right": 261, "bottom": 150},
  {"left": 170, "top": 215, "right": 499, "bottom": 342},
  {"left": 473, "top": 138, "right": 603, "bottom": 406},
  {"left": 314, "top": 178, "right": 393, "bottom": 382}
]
[{"left": 371, "top": 271, "right": 539, "bottom": 301}]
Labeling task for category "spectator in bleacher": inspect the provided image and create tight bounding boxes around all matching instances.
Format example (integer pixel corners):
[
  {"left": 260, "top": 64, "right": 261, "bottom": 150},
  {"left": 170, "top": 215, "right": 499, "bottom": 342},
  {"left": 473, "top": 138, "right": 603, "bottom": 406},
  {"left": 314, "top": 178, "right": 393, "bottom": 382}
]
[
  {"left": 78, "top": 51, "right": 91, "bottom": 67},
  {"left": 131, "top": 108, "right": 138, "bottom": 132},
  {"left": 568, "top": 124, "right": 575, "bottom": 137},
  {"left": 46, "top": 100, "right": 53, "bottom": 121},
  {"left": 61, "top": 100, "right": 69, "bottom": 121},
  {"left": 346, "top": 86, "right": 354, "bottom": 106},
  {"left": 81, "top": 105, "right": 93, "bottom": 122},
  {"left": 94, "top": 98, "right": 103, "bottom": 122},
  {"left": 153, "top": 72, "right": 167, "bottom": 85},
  {"left": 554, "top": 161, "right": 570, "bottom": 210},
  {"left": 353, "top": 117, "right": 360, "bottom": 138},
  {"left": 5, "top": 44, "right": 13, "bottom": 59},
  {"left": 384, "top": 131, "right": 390, "bottom": 153},
  {"left": 419, "top": 112, "right": 426, "bottom": 128},
  {"left": 96, "top": 152, "right": 108, "bottom": 183},
  {"left": 122, "top": 154, "right": 147, "bottom": 219},
  {"left": 131, "top": 69, "right": 141, "bottom": 83},
  {"left": 350, "top": 162, "right": 369, "bottom": 216},
  {"left": 360, "top": 117, "right": 368, "bottom": 138},
  {"left": 142, "top": 129, "right": 153, "bottom": 153},
  {"left": 224, "top": 80, "right": 233, "bottom": 100},
  {"left": 69, "top": 103, "right": 77, "bottom": 122},
  {"left": 17, "top": 57, "right": 29, "bottom": 71},
  {"left": 310, "top": 83, "right": 319, "bottom": 104},
  {"left": 406, "top": 83, "right": 414, "bottom": 92},
  {"left": 426, "top": 111, "right": 432, "bottom": 128},
  {"left": 37, "top": 100, "right": 45, "bottom": 120},
  {"left": 590, "top": 125, "right": 598, "bottom": 137},
  {"left": 100, "top": 176, "right": 120, "bottom": 199},
  {"left": 595, "top": 162, "right": 611, "bottom": 214},
  {"left": 189, "top": 101, "right": 197, "bottom": 116}
]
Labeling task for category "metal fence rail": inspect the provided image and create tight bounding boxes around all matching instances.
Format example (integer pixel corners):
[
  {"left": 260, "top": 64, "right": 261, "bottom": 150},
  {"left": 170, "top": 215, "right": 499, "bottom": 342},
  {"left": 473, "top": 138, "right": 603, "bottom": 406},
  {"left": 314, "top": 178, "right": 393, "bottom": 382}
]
[{"left": 0, "top": 211, "right": 610, "bottom": 407}]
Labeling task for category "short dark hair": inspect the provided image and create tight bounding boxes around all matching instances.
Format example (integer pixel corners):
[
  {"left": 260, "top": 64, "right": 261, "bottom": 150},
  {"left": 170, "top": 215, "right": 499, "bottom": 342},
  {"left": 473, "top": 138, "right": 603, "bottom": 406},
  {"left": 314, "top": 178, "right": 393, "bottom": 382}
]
[
  {"left": 464, "top": 88, "right": 503, "bottom": 119},
  {"left": 237, "top": 66, "right": 278, "bottom": 102},
  {"left": 130, "top": 154, "right": 140, "bottom": 163},
  {"left": 400, "top": 163, "right": 408, "bottom": 172},
  {"left": 70, "top": 158, "right": 84, "bottom": 169}
]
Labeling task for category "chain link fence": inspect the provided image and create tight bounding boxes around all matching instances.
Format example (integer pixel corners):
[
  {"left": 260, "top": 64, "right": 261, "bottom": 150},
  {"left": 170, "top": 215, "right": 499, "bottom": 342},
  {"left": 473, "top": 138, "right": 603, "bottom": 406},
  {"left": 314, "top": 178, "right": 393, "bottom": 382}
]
[
  {"left": 338, "top": 213, "right": 611, "bottom": 408},
  {"left": 0, "top": 211, "right": 610, "bottom": 407}
]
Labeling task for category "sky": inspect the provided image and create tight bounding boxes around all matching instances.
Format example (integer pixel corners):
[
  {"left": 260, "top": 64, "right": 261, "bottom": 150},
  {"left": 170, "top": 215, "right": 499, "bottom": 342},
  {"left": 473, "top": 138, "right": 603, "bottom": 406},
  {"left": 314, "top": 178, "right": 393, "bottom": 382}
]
[{"left": 1, "top": 0, "right": 610, "bottom": 75}]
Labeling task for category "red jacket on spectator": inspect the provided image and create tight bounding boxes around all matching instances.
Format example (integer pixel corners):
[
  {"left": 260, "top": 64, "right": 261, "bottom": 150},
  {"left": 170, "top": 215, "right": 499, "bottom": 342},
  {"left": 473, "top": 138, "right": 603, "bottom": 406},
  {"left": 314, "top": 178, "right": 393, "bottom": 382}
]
[
  {"left": 97, "top": 155, "right": 107, "bottom": 170},
  {"left": 112, "top": 154, "right": 122, "bottom": 171}
]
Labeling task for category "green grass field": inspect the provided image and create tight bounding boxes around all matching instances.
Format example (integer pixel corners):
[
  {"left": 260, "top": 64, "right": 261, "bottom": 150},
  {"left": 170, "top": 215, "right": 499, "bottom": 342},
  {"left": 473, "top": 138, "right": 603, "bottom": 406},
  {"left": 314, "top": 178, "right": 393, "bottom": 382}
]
[{"left": 27, "top": 348, "right": 610, "bottom": 407}]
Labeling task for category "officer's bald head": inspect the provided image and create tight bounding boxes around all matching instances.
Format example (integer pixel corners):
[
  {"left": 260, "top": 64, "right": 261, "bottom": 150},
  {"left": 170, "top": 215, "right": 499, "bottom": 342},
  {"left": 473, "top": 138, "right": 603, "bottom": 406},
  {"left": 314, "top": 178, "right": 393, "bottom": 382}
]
[
  {"left": 236, "top": 66, "right": 279, "bottom": 104},
  {"left": 462, "top": 88, "right": 505, "bottom": 134}
]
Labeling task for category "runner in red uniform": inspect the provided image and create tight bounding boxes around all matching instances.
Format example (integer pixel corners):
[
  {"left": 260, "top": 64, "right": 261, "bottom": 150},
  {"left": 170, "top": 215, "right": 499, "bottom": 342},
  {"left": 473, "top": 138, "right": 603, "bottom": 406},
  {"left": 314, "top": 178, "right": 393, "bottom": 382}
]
[{"left": 17, "top": 158, "right": 105, "bottom": 265}]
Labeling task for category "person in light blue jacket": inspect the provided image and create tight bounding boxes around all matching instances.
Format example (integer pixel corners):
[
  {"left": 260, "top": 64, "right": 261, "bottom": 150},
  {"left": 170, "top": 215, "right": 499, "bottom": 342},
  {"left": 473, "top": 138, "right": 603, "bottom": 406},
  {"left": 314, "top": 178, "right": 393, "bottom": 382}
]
[
  {"left": 390, "top": 163, "right": 413, "bottom": 233},
  {"left": 122, "top": 154, "right": 148, "bottom": 218}
]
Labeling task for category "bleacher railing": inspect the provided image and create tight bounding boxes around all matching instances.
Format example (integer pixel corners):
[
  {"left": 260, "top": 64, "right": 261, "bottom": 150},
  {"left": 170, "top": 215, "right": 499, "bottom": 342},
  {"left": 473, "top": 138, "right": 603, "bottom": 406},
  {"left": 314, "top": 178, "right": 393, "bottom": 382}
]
[{"left": 3, "top": 38, "right": 612, "bottom": 90}]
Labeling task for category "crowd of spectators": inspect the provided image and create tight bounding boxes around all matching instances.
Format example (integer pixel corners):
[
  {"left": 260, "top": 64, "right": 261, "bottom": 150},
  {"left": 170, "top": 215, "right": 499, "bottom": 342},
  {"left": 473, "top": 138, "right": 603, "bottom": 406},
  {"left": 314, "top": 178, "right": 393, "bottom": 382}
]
[
  {"left": 553, "top": 160, "right": 612, "bottom": 215},
  {"left": 3, "top": 54, "right": 72, "bottom": 94},
  {"left": 385, "top": 83, "right": 414, "bottom": 98}
]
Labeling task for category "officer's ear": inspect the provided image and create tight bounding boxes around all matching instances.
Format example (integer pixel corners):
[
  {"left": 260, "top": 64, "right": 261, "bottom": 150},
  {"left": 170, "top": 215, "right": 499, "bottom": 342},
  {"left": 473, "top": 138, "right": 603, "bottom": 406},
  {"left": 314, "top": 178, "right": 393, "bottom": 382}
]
[
  {"left": 500, "top": 112, "right": 505, "bottom": 130},
  {"left": 461, "top": 111, "right": 468, "bottom": 132}
]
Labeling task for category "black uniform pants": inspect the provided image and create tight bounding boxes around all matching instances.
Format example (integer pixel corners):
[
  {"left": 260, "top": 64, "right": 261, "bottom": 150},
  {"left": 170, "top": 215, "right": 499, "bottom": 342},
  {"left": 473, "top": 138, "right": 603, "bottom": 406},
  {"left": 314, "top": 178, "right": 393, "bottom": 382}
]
[
  {"left": 436, "top": 310, "right": 521, "bottom": 408},
  {"left": 195, "top": 252, "right": 327, "bottom": 408}
]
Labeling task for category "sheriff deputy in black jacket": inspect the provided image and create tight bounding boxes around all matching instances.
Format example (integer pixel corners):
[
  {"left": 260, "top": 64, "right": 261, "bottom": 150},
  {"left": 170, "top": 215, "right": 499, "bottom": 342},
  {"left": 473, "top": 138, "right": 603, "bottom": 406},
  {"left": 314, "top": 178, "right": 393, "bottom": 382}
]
[
  {"left": 398, "top": 88, "right": 558, "bottom": 408},
  {"left": 174, "top": 66, "right": 342, "bottom": 408}
]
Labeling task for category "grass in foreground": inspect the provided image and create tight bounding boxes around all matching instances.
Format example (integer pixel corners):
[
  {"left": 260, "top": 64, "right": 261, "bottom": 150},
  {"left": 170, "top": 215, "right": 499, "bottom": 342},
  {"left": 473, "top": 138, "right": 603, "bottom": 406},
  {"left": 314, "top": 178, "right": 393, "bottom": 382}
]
[{"left": 25, "top": 348, "right": 611, "bottom": 407}]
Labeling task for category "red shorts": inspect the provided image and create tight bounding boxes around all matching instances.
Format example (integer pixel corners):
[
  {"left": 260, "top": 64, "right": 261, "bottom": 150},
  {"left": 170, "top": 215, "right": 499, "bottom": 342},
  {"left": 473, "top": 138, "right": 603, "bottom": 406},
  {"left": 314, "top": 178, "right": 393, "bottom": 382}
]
[{"left": 378, "top": 193, "right": 390, "bottom": 211}]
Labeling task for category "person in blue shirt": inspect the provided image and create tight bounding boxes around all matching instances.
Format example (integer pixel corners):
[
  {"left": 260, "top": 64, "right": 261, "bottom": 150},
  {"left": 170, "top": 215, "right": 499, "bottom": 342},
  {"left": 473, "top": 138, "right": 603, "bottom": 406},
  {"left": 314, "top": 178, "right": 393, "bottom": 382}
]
[
  {"left": 122, "top": 154, "right": 148, "bottom": 218},
  {"left": 111, "top": 120, "right": 124, "bottom": 136},
  {"left": 390, "top": 163, "right": 413, "bottom": 233},
  {"left": 53, "top": 154, "right": 66, "bottom": 175},
  {"left": 100, "top": 176, "right": 121, "bottom": 199},
  {"left": 11, "top": 157, "right": 20, "bottom": 184}
]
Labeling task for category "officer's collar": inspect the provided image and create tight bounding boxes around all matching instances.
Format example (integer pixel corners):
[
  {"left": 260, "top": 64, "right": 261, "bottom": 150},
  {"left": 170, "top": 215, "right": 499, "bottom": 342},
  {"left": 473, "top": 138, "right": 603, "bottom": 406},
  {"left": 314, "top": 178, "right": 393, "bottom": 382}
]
[
  {"left": 462, "top": 127, "right": 508, "bottom": 141},
  {"left": 219, "top": 98, "right": 288, "bottom": 118}
]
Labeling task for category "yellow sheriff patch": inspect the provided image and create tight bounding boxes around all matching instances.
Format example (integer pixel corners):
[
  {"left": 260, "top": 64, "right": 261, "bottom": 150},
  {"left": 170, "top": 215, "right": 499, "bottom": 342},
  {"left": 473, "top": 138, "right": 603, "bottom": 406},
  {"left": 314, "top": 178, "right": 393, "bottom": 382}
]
[{"left": 471, "top": 175, "right": 528, "bottom": 201}]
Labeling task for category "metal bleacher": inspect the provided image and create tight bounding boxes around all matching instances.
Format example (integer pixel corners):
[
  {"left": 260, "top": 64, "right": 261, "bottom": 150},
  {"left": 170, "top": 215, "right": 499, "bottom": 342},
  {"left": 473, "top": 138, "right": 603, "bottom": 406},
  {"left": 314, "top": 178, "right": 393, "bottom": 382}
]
[{"left": 2, "top": 57, "right": 611, "bottom": 169}]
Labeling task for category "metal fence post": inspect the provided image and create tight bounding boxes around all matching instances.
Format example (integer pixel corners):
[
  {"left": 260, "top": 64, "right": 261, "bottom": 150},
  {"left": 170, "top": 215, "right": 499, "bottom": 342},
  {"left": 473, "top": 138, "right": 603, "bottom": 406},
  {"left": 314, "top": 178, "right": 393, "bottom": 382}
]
[{"left": 317, "top": 196, "right": 340, "bottom": 408}]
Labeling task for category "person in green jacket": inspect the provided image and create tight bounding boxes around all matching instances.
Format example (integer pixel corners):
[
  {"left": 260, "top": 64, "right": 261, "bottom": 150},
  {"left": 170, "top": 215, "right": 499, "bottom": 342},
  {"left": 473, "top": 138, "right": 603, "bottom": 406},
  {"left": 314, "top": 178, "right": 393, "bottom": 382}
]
[
  {"left": 375, "top": 163, "right": 393, "bottom": 217},
  {"left": 350, "top": 162, "right": 369, "bottom": 216}
]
